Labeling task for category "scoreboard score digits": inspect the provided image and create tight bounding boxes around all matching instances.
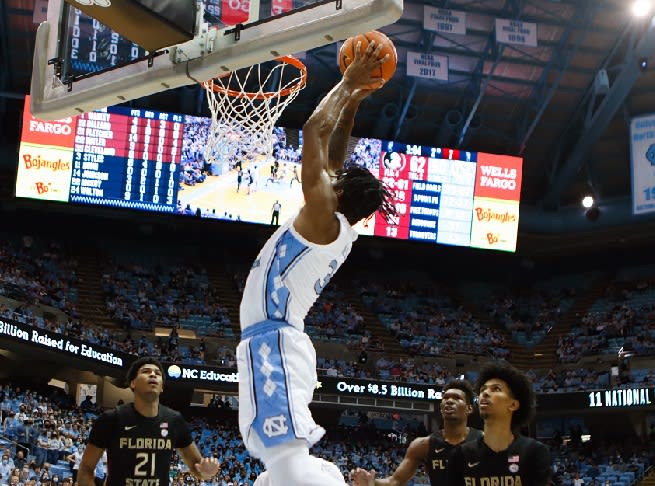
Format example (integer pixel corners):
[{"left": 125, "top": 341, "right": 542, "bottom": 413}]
[{"left": 17, "top": 97, "right": 523, "bottom": 252}]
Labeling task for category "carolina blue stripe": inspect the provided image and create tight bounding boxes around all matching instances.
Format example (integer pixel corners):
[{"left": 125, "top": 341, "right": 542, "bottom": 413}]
[
  {"left": 242, "top": 320, "right": 290, "bottom": 340},
  {"left": 279, "top": 330, "right": 299, "bottom": 438},
  {"left": 265, "top": 230, "right": 309, "bottom": 320},
  {"left": 250, "top": 329, "right": 295, "bottom": 447}
]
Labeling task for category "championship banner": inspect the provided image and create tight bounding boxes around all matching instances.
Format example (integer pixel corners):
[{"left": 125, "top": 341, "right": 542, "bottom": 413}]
[
  {"left": 406, "top": 51, "right": 448, "bottom": 81},
  {"left": 630, "top": 113, "right": 655, "bottom": 215},
  {"left": 423, "top": 6, "right": 466, "bottom": 35},
  {"left": 495, "top": 19, "right": 538, "bottom": 48}
]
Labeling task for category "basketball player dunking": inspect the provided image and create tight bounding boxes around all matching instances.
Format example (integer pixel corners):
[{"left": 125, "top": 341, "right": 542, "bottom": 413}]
[{"left": 236, "top": 41, "right": 396, "bottom": 485}]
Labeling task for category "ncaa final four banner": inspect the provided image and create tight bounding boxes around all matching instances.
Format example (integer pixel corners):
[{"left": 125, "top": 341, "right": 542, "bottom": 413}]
[{"left": 631, "top": 113, "right": 655, "bottom": 215}]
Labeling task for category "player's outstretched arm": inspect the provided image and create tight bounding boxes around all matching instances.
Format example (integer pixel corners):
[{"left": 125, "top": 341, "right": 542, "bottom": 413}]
[
  {"left": 371, "top": 436, "right": 428, "bottom": 486},
  {"left": 298, "top": 41, "right": 386, "bottom": 237},
  {"left": 326, "top": 89, "right": 372, "bottom": 174},
  {"left": 77, "top": 443, "right": 104, "bottom": 486},
  {"left": 178, "top": 443, "right": 220, "bottom": 480}
]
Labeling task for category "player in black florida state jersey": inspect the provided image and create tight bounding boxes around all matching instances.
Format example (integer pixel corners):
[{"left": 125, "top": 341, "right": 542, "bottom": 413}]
[
  {"left": 78, "top": 357, "right": 220, "bottom": 486},
  {"left": 351, "top": 379, "right": 482, "bottom": 486},
  {"left": 447, "top": 362, "right": 551, "bottom": 486}
]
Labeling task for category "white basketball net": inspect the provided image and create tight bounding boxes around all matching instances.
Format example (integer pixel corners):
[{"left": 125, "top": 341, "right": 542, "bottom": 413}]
[{"left": 203, "top": 57, "right": 306, "bottom": 164}]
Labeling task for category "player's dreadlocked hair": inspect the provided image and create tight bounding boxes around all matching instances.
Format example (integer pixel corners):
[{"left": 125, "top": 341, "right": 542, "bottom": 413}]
[
  {"left": 334, "top": 165, "right": 397, "bottom": 225},
  {"left": 476, "top": 361, "right": 535, "bottom": 430}
]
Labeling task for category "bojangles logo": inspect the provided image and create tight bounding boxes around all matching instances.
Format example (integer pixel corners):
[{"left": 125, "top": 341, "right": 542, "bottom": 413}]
[
  {"left": 22, "top": 153, "right": 71, "bottom": 171},
  {"left": 475, "top": 207, "right": 517, "bottom": 224}
]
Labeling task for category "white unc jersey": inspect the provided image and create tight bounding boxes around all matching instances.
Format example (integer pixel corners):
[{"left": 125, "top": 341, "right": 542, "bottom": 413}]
[{"left": 240, "top": 212, "right": 358, "bottom": 331}]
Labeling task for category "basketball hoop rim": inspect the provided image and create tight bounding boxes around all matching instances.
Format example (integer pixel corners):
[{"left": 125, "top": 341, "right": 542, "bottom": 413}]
[{"left": 202, "top": 55, "right": 307, "bottom": 100}]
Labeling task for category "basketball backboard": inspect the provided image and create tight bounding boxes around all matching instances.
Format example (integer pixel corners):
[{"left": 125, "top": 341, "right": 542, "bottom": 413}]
[{"left": 30, "top": 0, "right": 403, "bottom": 120}]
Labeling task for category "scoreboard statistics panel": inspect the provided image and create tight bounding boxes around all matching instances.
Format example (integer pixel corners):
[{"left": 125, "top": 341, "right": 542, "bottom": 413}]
[
  {"left": 372, "top": 142, "right": 522, "bottom": 251},
  {"left": 69, "top": 108, "right": 182, "bottom": 209},
  {"left": 16, "top": 98, "right": 523, "bottom": 252},
  {"left": 17, "top": 98, "right": 182, "bottom": 212},
  {"left": 376, "top": 144, "right": 478, "bottom": 246}
]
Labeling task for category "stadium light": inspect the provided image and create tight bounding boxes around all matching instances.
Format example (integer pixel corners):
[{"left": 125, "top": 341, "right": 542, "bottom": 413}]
[
  {"left": 632, "top": 0, "right": 652, "bottom": 17},
  {"left": 581, "top": 196, "right": 594, "bottom": 208}
]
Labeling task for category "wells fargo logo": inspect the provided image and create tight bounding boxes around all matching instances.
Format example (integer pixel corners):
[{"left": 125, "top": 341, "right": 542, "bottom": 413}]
[
  {"left": 22, "top": 153, "right": 71, "bottom": 171},
  {"left": 28, "top": 118, "right": 74, "bottom": 135},
  {"left": 478, "top": 165, "right": 518, "bottom": 190}
]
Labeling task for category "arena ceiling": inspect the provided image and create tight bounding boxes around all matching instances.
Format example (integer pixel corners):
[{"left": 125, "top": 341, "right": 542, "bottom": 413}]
[{"left": 1, "top": 0, "right": 655, "bottom": 248}]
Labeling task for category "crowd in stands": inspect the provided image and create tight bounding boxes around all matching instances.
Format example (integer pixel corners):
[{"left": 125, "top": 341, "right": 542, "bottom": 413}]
[
  {"left": 549, "top": 435, "right": 652, "bottom": 486},
  {"left": 101, "top": 261, "right": 231, "bottom": 338},
  {"left": 555, "top": 268, "right": 655, "bottom": 363},
  {"left": 0, "top": 236, "right": 79, "bottom": 319},
  {"left": 467, "top": 273, "right": 591, "bottom": 349},
  {"left": 358, "top": 276, "right": 511, "bottom": 359},
  {"left": 349, "top": 138, "right": 382, "bottom": 171},
  {"left": 8, "top": 233, "right": 655, "bottom": 394},
  {"left": 530, "top": 368, "right": 609, "bottom": 394},
  {"left": 180, "top": 116, "right": 212, "bottom": 188},
  {"left": 0, "top": 303, "right": 210, "bottom": 367},
  {"left": 6, "top": 231, "right": 655, "bottom": 484},
  {"left": 306, "top": 286, "right": 383, "bottom": 352},
  {"left": 317, "top": 357, "right": 366, "bottom": 378},
  {"left": 374, "top": 356, "right": 455, "bottom": 385}
]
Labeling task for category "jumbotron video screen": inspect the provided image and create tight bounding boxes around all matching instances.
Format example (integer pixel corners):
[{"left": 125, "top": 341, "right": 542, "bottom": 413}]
[{"left": 17, "top": 97, "right": 523, "bottom": 252}]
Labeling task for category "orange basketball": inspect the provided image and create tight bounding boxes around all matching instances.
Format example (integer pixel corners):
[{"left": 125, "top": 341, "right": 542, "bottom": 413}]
[{"left": 338, "top": 31, "right": 397, "bottom": 89}]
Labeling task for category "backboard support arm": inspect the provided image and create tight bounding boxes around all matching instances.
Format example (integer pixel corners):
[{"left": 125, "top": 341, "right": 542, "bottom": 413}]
[{"left": 30, "top": 0, "right": 403, "bottom": 120}]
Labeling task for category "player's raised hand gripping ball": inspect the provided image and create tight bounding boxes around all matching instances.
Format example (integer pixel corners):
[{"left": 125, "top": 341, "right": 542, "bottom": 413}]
[{"left": 339, "top": 31, "right": 397, "bottom": 89}]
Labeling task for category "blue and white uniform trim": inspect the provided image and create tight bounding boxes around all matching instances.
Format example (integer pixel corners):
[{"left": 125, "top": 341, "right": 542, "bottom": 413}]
[
  {"left": 245, "top": 320, "right": 297, "bottom": 447},
  {"left": 264, "top": 230, "right": 309, "bottom": 321}
]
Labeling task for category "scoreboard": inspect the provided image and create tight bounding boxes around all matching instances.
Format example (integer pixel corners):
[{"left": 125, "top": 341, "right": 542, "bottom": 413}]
[
  {"left": 62, "top": 1, "right": 296, "bottom": 80},
  {"left": 18, "top": 101, "right": 181, "bottom": 212},
  {"left": 17, "top": 97, "right": 523, "bottom": 252},
  {"left": 63, "top": 7, "right": 146, "bottom": 80},
  {"left": 369, "top": 142, "right": 522, "bottom": 251},
  {"left": 70, "top": 109, "right": 182, "bottom": 208}
]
